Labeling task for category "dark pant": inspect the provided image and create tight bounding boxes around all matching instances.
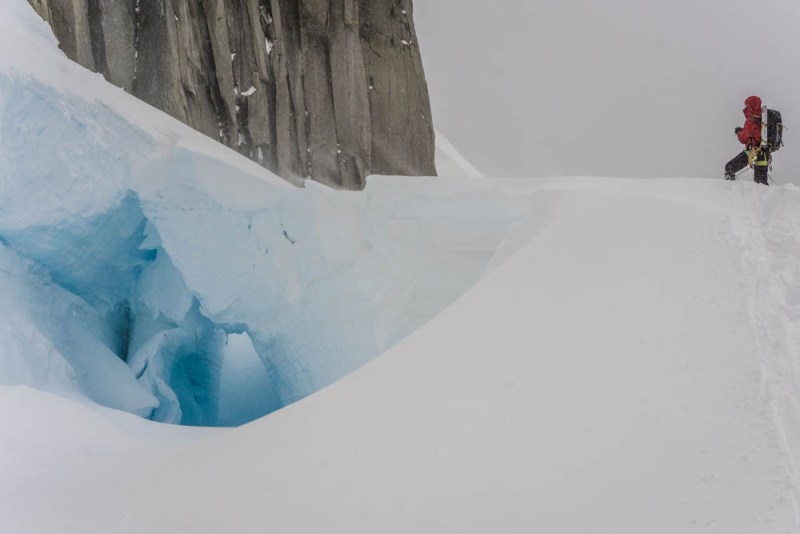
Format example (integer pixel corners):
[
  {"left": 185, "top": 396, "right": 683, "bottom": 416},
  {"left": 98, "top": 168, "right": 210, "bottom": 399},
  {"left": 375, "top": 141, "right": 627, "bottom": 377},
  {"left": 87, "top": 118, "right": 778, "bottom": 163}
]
[{"left": 725, "top": 150, "right": 769, "bottom": 185}]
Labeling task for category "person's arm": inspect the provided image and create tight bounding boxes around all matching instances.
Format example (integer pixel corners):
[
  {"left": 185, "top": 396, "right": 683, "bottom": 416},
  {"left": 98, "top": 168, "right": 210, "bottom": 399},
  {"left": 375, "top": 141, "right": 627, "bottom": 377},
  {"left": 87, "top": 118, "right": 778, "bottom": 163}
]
[
  {"left": 736, "top": 124, "right": 749, "bottom": 145},
  {"left": 737, "top": 121, "right": 759, "bottom": 146}
]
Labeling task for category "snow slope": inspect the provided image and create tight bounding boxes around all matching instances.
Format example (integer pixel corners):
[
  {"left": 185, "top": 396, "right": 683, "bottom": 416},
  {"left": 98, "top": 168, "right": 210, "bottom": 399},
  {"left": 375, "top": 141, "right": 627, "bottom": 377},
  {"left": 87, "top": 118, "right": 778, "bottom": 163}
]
[
  {"left": 3, "top": 178, "right": 800, "bottom": 533},
  {"left": 435, "top": 129, "right": 484, "bottom": 178}
]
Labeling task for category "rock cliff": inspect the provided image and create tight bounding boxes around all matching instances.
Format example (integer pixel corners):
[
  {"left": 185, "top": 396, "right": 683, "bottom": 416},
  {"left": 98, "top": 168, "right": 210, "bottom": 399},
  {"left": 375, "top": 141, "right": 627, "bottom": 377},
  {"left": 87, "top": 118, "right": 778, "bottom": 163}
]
[{"left": 26, "top": 0, "right": 436, "bottom": 189}]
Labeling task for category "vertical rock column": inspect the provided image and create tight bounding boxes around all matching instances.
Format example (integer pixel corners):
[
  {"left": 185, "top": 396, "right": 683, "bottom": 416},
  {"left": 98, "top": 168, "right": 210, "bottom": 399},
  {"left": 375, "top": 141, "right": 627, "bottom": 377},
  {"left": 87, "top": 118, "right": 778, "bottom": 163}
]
[
  {"left": 87, "top": 0, "right": 136, "bottom": 92},
  {"left": 330, "top": 0, "right": 371, "bottom": 189},
  {"left": 360, "top": 0, "right": 435, "bottom": 177},
  {"left": 224, "top": 0, "right": 274, "bottom": 165},
  {"left": 268, "top": 0, "right": 308, "bottom": 180},
  {"left": 29, "top": 0, "right": 96, "bottom": 70},
  {"left": 134, "top": 0, "right": 231, "bottom": 143}
]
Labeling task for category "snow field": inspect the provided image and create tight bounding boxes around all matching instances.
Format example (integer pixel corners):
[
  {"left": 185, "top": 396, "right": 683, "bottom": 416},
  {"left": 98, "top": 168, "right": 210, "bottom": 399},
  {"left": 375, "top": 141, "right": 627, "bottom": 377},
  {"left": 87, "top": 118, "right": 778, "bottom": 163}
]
[{"left": 3, "top": 178, "right": 800, "bottom": 533}]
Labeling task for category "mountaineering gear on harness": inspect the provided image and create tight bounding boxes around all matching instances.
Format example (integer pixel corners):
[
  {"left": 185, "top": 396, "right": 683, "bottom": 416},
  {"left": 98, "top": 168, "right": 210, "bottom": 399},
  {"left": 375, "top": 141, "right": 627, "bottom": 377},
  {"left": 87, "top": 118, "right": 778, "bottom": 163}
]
[{"left": 747, "top": 147, "right": 770, "bottom": 167}]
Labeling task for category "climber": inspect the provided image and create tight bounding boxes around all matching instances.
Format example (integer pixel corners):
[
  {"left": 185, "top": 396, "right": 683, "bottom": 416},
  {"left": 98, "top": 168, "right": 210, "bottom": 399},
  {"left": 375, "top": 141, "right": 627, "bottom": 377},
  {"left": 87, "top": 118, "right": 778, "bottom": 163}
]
[{"left": 724, "top": 95, "right": 782, "bottom": 186}]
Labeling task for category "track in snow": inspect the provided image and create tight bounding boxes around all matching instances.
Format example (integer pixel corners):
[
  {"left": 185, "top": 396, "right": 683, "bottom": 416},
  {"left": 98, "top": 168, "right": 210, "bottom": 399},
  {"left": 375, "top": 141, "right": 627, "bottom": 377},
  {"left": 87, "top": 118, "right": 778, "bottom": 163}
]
[{"left": 731, "top": 183, "right": 800, "bottom": 524}]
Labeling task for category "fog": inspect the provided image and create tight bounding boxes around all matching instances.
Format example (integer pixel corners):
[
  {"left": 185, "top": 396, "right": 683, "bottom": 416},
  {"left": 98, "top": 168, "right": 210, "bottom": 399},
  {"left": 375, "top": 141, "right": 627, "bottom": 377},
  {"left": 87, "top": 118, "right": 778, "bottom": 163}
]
[{"left": 415, "top": 0, "right": 800, "bottom": 183}]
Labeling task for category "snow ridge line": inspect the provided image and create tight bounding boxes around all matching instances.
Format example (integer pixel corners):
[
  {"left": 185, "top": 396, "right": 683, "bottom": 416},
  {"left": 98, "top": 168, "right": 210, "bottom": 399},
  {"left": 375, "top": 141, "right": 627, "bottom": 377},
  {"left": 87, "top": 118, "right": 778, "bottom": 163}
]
[{"left": 731, "top": 184, "right": 800, "bottom": 526}]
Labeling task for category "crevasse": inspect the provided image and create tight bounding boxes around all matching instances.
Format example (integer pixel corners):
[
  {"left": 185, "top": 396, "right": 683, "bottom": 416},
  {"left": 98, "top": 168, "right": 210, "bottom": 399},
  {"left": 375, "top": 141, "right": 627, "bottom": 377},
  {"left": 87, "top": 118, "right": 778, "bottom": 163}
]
[{"left": 0, "top": 74, "right": 532, "bottom": 426}]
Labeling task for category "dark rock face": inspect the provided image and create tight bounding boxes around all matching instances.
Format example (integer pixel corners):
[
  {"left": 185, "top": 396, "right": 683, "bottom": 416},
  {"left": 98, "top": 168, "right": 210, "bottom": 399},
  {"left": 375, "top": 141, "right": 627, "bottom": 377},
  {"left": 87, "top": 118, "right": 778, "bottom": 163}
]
[{"left": 27, "top": 0, "right": 437, "bottom": 189}]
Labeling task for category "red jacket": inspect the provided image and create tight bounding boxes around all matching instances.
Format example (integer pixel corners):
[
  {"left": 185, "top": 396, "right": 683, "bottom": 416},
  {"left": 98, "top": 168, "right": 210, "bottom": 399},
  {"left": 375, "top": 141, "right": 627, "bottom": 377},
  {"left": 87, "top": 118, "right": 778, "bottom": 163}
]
[{"left": 737, "top": 95, "right": 763, "bottom": 148}]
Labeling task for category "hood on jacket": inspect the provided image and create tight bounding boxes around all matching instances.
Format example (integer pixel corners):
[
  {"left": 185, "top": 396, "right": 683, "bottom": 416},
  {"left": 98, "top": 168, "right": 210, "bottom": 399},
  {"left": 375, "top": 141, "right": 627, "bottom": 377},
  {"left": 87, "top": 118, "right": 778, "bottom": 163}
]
[{"left": 744, "top": 95, "right": 763, "bottom": 119}]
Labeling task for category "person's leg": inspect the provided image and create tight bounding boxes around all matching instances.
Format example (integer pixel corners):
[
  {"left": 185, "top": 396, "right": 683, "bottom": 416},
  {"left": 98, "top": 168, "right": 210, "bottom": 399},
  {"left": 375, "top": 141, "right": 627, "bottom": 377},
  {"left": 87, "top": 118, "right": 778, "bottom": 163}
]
[
  {"left": 725, "top": 151, "right": 749, "bottom": 180},
  {"left": 754, "top": 164, "right": 769, "bottom": 185},
  {"left": 753, "top": 148, "right": 770, "bottom": 185}
]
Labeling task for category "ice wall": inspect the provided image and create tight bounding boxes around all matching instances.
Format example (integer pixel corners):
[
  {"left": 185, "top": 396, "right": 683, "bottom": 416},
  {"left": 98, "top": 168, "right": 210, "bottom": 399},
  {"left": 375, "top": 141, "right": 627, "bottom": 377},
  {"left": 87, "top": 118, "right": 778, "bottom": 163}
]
[{"left": 0, "top": 72, "right": 533, "bottom": 425}]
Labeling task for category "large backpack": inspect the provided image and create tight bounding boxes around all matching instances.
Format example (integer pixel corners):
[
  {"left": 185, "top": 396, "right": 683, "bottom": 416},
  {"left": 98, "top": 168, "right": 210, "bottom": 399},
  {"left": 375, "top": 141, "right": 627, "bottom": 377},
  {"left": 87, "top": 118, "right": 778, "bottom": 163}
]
[{"left": 762, "top": 107, "right": 784, "bottom": 152}]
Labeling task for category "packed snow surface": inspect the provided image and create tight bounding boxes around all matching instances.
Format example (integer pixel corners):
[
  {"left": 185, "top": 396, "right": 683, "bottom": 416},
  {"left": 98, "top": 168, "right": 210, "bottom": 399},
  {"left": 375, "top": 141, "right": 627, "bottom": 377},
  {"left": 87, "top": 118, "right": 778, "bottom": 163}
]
[
  {"left": 2, "top": 2, "right": 800, "bottom": 533},
  {"left": 4, "top": 177, "right": 800, "bottom": 533}
]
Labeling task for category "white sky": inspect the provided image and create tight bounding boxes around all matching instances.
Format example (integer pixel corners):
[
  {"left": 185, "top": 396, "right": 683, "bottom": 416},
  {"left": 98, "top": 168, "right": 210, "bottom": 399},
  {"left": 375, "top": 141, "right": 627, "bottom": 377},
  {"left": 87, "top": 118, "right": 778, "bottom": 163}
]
[{"left": 415, "top": 0, "right": 800, "bottom": 183}]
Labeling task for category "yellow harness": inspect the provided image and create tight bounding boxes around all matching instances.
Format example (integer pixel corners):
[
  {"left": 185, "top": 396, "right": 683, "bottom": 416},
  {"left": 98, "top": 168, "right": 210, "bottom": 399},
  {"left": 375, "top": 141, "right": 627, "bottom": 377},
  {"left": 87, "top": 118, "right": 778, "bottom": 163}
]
[{"left": 746, "top": 141, "right": 770, "bottom": 168}]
